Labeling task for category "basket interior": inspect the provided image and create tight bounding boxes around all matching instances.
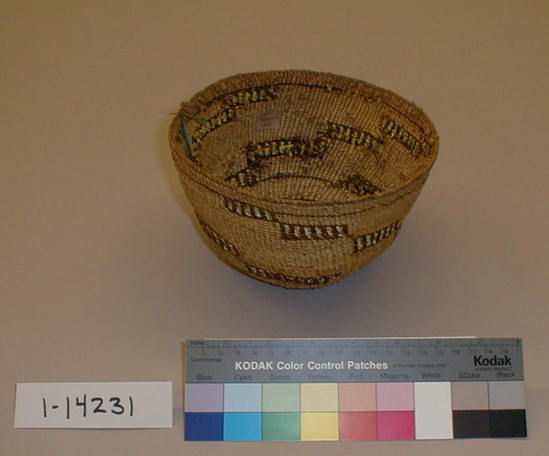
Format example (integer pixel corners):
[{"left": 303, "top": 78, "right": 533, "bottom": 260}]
[{"left": 174, "top": 71, "right": 438, "bottom": 203}]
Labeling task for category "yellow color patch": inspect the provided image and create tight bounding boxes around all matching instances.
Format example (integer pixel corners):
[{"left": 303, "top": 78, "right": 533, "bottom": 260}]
[
  {"left": 301, "top": 383, "right": 339, "bottom": 411},
  {"left": 301, "top": 412, "right": 339, "bottom": 441}
]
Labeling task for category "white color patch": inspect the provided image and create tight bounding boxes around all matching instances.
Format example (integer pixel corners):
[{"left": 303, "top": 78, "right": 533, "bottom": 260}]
[{"left": 414, "top": 382, "right": 453, "bottom": 439}]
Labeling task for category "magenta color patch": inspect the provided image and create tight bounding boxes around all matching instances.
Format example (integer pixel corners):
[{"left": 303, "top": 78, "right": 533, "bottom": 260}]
[
  {"left": 377, "top": 411, "right": 415, "bottom": 440},
  {"left": 185, "top": 383, "right": 224, "bottom": 412},
  {"left": 376, "top": 382, "right": 414, "bottom": 411}
]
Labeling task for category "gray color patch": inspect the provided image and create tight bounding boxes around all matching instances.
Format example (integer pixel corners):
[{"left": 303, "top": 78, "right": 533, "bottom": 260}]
[{"left": 488, "top": 381, "right": 526, "bottom": 410}]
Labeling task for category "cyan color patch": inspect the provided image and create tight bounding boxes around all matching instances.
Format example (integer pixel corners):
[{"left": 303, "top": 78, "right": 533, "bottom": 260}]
[
  {"left": 223, "top": 413, "right": 262, "bottom": 441},
  {"left": 224, "top": 383, "right": 262, "bottom": 412}
]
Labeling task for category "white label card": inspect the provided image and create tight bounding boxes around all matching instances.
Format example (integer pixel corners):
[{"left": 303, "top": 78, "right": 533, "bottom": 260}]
[{"left": 14, "top": 382, "right": 172, "bottom": 428}]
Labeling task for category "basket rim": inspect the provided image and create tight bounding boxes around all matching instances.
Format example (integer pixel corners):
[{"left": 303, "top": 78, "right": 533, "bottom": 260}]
[{"left": 171, "top": 69, "right": 439, "bottom": 208}]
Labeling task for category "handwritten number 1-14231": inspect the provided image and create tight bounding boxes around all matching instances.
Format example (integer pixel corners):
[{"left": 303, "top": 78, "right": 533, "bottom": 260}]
[{"left": 42, "top": 395, "right": 134, "bottom": 418}]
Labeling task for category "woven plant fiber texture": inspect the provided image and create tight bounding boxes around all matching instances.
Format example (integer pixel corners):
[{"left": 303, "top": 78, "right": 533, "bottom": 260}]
[{"left": 169, "top": 70, "right": 438, "bottom": 289}]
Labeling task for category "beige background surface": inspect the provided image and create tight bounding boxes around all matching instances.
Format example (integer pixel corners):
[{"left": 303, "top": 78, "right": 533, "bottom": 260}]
[{"left": 1, "top": 1, "right": 548, "bottom": 454}]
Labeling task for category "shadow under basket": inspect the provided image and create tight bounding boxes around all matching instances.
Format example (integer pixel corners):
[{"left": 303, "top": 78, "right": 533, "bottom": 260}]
[{"left": 169, "top": 70, "right": 438, "bottom": 289}]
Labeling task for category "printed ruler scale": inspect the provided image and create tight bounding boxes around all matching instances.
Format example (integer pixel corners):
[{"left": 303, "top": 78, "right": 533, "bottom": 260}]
[{"left": 184, "top": 338, "right": 527, "bottom": 441}]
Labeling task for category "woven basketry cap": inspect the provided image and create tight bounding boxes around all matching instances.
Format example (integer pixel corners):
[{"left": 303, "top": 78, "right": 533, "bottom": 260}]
[{"left": 169, "top": 70, "right": 438, "bottom": 288}]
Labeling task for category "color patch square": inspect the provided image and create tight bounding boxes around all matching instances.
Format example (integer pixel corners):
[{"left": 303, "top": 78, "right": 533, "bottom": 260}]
[
  {"left": 262, "top": 412, "right": 300, "bottom": 441},
  {"left": 185, "top": 413, "right": 223, "bottom": 441},
  {"left": 301, "top": 412, "right": 339, "bottom": 441},
  {"left": 339, "top": 383, "right": 376, "bottom": 412},
  {"left": 414, "top": 382, "right": 453, "bottom": 439},
  {"left": 377, "top": 411, "right": 415, "bottom": 440},
  {"left": 339, "top": 412, "right": 377, "bottom": 440},
  {"left": 376, "top": 382, "right": 414, "bottom": 411},
  {"left": 301, "top": 383, "right": 338, "bottom": 412},
  {"left": 224, "top": 383, "right": 262, "bottom": 412},
  {"left": 184, "top": 383, "right": 223, "bottom": 412},
  {"left": 490, "top": 410, "right": 527, "bottom": 438},
  {"left": 223, "top": 413, "right": 262, "bottom": 441},
  {"left": 262, "top": 383, "right": 300, "bottom": 412},
  {"left": 453, "top": 410, "right": 491, "bottom": 439},
  {"left": 451, "top": 381, "right": 489, "bottom": 410},
  {"left": 489, "top": 381, "right": 525, "bottom": 410}
]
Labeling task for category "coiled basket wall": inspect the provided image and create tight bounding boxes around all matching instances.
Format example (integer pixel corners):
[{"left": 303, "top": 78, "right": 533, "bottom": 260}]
[{"left": 169, "top": 70, "right": 438, "bottom": 289}]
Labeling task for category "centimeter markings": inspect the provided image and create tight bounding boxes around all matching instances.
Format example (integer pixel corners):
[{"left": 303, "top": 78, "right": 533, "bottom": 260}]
[
  {"left": 186, "top": 338, "right": 524, "bottom": 384},
  {"left": 189, "top": 338, "right": 522, "bottom": 348},
  {"left": 190, "top": 338, "right": 521, "bottom": 359}
]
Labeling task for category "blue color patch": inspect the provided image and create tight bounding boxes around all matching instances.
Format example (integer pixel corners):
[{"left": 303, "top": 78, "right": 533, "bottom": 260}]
[
  {"left": 224, "top": 383, "right": 262, "bottom": 412},
  {"left": 224, "top": 413, "right": 262, "bottom": 441},
  {"left": 185, "top": 413, "right": 223, "bottom": 441}
]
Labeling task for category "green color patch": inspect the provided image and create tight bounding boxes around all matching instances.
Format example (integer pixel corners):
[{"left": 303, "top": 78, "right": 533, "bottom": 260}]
[
  {"left": 262, "top": 413, "right": 300, "bottom": 441},
  {"left": 262, "top": 383, "right": 300, "bottom": 412}
]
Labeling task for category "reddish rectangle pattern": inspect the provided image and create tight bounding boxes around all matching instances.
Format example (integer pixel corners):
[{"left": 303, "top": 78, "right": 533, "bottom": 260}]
[
  {"left": 377, "top": 411, "right": 416, "bottom": 440},
  {"left": 339, "top": 412, "right": 377, "bottom": 440}
]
